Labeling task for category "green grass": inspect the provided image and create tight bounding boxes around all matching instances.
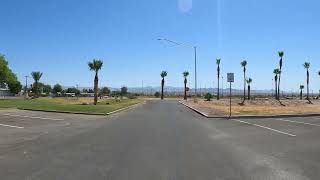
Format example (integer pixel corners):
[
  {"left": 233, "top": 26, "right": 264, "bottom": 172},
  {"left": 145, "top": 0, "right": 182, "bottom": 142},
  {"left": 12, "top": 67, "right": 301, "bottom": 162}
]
[{"left": 0, "top": 98, "right": 143, "bottom": 114}]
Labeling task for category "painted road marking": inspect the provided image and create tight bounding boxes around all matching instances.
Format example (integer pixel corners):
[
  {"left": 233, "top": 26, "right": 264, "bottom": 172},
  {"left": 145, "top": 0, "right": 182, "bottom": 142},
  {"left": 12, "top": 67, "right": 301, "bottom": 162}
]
[
  {"left": 275, "top": 118, "right": 320, "bottom": 127},
  {"left": 2, "top": 114, "right": 64, "bottom": 121},
  {"left": 0, "top": 123, "right": 24, "bottom": 129},
  {"left": 232, "top": 119, "right": 297, "bottom": 137}
]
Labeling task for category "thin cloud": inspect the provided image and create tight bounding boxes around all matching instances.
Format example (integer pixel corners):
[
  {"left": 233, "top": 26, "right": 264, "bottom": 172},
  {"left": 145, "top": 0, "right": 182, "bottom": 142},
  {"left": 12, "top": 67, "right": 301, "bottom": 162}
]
[{"left": 178, "top": 0, "right": 192, "bottom": 13}]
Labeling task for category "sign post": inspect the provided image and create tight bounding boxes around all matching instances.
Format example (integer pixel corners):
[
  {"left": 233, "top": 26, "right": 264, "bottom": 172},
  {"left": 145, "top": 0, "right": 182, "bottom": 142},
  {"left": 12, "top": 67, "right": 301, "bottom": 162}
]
[{"left": 227, "top": 73, "right": 234, "bottom": 118}]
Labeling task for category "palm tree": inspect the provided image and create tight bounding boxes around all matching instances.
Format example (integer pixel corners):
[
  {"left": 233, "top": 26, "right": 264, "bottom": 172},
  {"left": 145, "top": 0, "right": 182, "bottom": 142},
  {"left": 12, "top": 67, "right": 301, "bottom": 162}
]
[
  {"left": 31, "top": 71, "right": 43, "bottom": 97},
  {"left": 299, "top": 85, "right": 304, "bottom": 100},
  {"left": 240, "top": 60, "right": 247, "bottom": 102},
  {"left": 216, "top": 58, "right": 221, "bottom": 100},
  {"left": 303, "top": 62, "right": 311, "bottom": 103},
  {"left": 277, "top": 51, "right": 284, "bottom": 100},
  {"left": 318, "top": 71, "right": 320, "bottom": 98},
  {"left": 246, "top": 78, "right": 252, "bottom": 100},
  {"left": 273, "top": 69, "right": 281, "bottom": 99},
  {"left": 183, "top": 71, "right": 189, "bottom": 100},
  {"left": 88, "top": 59, "right": 103, "bottom": 105},
  {"left": 160, "top": 71, "right": 167, "bottom": 100}
]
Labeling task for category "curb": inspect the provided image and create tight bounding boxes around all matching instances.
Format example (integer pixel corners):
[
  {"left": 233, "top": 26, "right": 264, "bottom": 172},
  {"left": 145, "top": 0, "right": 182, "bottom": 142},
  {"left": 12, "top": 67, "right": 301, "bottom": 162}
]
[
  {"left": 178, "top": 101, "right": 320, "bottom": 119},
  {"left": 18, "top": 101, "right": 145, "bottom": 116},
  {"left": 18, "top": 108, "right": 106, "bottom": 116},
  {"left": 178, "top": 101, "right": 210, "bottom": 117}
]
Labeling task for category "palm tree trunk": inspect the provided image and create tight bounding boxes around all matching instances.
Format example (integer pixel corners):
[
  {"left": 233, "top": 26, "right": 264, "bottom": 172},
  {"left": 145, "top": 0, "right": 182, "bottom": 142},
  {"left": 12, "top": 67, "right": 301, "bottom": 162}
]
[
  {"left": 248, "top": 85, "right": 250, "bottom": 100},
  {"left": 275, "top": 79, "right": 278, "bottom": 99},
  {"left": 307, "top": 71, "right": 309, "bottom": 101},
  {"left": 184, "top": 78, "right": 187, "bottom": 100},
  {"left": 217, "top": 68, "right": 220, "bottom": 100},
  {"left": 300, "top": 89, "right": 303, "bottom": 100},
  {"left": 94, "top": 72, "right": 98, "bottom": 105},
  {"left": 243, "top": 69, "right": 246, "bottom": 102},
  {"left": 35, "top": 81, "right": 39, "bottom": 97},
  {"left": 161, "top": 79, "right": 164, "bottom": 100}
]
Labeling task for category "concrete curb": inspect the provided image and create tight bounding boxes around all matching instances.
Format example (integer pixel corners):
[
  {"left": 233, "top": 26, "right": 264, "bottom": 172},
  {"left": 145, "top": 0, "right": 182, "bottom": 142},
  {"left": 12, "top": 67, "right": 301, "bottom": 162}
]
[
  {"left": 178, "top": 101, "right": 320, "bottom": 119},
  {"left": 18, "top": 108, "right": 106, "bottom": 116},
  {"left": 18, "top": 101, "right": 145, "bottom": 116},
  {"left": 178, "top": 101, "right": 210, "bottom": 117}
]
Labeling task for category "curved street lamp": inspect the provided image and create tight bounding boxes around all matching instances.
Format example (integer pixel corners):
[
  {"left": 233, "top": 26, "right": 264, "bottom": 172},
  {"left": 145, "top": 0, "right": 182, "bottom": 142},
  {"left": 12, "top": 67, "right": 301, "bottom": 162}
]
[{"left": 157, "top": 38, "right": 198, "bottom": 96}]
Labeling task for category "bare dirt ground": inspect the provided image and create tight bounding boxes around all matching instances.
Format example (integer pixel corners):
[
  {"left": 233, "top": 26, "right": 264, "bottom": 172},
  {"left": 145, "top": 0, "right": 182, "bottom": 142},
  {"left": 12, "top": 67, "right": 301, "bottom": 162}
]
[{"left": 184, "top": 98, "right": 320, "bottom": 116}]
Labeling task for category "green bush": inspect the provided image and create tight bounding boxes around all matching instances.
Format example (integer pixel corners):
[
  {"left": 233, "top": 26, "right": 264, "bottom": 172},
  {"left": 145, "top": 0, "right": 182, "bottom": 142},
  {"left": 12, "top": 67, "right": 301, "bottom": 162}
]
[
  {"left": 154, "top": 92, "right": 160, "bottom": 98},
  {"left": 204, "top": 93, "right": 213, "bottom": 101}
]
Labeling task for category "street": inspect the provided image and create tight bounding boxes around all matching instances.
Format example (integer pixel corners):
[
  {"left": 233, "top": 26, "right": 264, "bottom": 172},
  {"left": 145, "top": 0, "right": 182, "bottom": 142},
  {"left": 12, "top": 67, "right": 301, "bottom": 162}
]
[{"left": 1, "top": 100, "right": 320, "bottom": 180}]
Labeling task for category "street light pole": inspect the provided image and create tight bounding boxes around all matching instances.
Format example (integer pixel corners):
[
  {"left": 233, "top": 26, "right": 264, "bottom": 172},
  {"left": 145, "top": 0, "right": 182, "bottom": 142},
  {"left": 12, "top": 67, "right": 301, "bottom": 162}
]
[{"left": 158, "top": 38, "right": 198, "bottom": 96}]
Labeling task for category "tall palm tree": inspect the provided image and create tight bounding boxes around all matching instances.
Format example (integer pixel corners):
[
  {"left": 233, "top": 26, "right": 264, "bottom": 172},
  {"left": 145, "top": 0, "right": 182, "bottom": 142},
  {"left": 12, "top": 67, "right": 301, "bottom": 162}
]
[
  {"left": 303, "top": 62, "right": 311, "bottom": 103},
  {"left": 240, "top": 60, "right": 247, "bottom": 102},
  {"left": 88, "top": 59, "right": 103, "bottom": 105},
  {"left": 216, "top": 58, "right": 221, "bottom": 100},
  {"left": 31, "top": 71, "right": 43, "bottom": 97},
  {"left": 277, "top": 51, "right": 284, "bottom": 100},
  {"left": 273, "top": 69, "right": 281, "bottom": 99},
  {"left": 318, "top": 71, "right": 320, "bottom": 98},
  {"left": 183, "top": 71, "right": 189, "bottom": 100},
  {"left": 246, "top": 78, "right": 252, "bottom": 100},
  {"left": 160, "top": 71, "right": 167, "bottom": 100},
  {"left": 299, "top": 85, "right": 304, "bottom": 100}
]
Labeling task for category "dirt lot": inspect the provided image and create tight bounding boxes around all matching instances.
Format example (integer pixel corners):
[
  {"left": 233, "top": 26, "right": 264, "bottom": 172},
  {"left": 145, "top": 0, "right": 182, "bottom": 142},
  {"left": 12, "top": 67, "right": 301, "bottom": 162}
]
[{"left": 185, "top": 98, "right": 320, "bottom": 116}]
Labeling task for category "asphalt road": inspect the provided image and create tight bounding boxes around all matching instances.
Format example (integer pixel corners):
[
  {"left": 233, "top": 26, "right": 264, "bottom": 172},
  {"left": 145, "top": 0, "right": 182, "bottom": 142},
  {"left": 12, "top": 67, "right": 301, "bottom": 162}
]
[{"left": 1, "top": 100, "right": 320, "bottom": 180}]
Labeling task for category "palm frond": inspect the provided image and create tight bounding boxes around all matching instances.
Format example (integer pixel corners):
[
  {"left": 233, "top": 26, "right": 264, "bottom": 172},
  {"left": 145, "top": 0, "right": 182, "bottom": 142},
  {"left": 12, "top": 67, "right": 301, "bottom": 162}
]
[
  {"left": 240, "top": 60, "right": 247, "bottom": 67},
  {"left": 160, "top": 71, "right": 167, "bottom": 78},
  {"left": 246, "top": 78, "right": 252, "bottom": 84},
  {"left": 88, "top": 59, "right": 103, "bottom": 71},
  {"left": 303, "top": 62, "right": 310, "bottom": 69},
  {"left": 216, "top": 58, "right": 221, "bottom": 65},
  {"left": 278, "top": 51, "right": 284, "bottom": 58},
  {"left": 183, "top": 71, "right": 189, "bottom": 77},
  {"left": 300, "top": 85, "right": 304, "bottom": 89}
]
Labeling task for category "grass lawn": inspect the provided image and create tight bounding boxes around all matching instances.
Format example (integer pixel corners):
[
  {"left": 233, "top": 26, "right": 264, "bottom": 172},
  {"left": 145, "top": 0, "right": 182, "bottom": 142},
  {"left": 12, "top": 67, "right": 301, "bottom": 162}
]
[{"left": 0, "top": 97, "right": 143, "bottom": 114}]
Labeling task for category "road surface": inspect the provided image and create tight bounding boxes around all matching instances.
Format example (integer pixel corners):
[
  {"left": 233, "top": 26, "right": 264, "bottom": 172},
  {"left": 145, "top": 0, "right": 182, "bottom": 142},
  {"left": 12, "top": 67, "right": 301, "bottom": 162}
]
[{"left": 1, "top": 100, "right": 320, "bottom": 180}]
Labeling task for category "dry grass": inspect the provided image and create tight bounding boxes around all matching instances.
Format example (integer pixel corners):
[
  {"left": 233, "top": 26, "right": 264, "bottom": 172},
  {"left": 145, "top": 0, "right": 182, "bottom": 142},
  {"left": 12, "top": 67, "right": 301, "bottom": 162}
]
[{"left": 185, "top": 98, "right": 320, "bottom": 116}]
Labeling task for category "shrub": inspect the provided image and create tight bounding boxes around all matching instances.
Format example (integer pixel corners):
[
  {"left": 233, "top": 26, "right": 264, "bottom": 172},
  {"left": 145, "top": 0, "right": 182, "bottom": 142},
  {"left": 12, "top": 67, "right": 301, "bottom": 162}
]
[
  {"left": 154, "top": 92, "right": 160, "bottom": 98},
  {"left": 204, "top": 93, "right": 213, "bottom": 101}
]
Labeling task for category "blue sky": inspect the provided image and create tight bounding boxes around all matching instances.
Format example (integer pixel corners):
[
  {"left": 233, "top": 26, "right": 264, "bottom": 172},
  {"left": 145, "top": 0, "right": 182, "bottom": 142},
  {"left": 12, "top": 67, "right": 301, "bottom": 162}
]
[{"left": 1, "top": 0, "right": 320, "bottom": 92}]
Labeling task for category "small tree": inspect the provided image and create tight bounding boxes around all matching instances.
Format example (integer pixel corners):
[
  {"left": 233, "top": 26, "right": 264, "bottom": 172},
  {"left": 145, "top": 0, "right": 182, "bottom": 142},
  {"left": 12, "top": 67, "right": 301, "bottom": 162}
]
[
  {"left": 240, "top": 60, "right": 247, "bottom": 102},
  {"left": 246, "top": 78, "right": 252, "bottom": 100},
  {"left": 154, "top": 92, "right": 160, "bottom": 98},
  {"left": 204, "top": 93, "right": 213, "bottom": 101},
  {"left": 88, "top": 59, "right": 103, "bottom": 105},
  {"left": 31, "top": 71, "right": 43, "bottom": 97},
  {"left": 100, "top": 87, "right": 111, "bottom": 97},
  {"left": 216, "top": 58, "right": 221, "bottom": 100},
  {"left": 277, "top": 51, "right": 284, "bottom": 100},
  {"left": 160, "top": 71, "right": 168, "bottom": 100},
  {"left": 121, "top": 86, "right": 128, "bottom": 96},
  {"left": 273, "top": 69, "right": 281, "bottom": 99},
  {"left": 52, "top": 84, "right": 63, "bottom": 95},
  {"left": 183, "top": 71, "right": 189, "bottom": 100},
  {"left": 299, "top": 85, "right": 304, "bottom": 100},
  {"left": 303, "top": 62, "right": 311, "bottom": 103}
]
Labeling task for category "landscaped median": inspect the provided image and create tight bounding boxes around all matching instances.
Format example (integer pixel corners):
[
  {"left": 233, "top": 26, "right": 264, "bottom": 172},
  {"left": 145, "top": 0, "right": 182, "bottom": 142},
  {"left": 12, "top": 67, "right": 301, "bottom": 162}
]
[
  {"left": 0, "top": 97, "right": 144, "bottom": 115},
  {"left": 181, "top": 98, "right": 320, "bottom": 118}
]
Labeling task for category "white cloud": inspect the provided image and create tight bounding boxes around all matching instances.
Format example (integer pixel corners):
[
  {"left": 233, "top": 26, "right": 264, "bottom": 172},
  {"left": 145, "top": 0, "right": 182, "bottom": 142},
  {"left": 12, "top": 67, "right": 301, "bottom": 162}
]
[{"left": 178, "top": 0, "right": 192, "bottom": 13}]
